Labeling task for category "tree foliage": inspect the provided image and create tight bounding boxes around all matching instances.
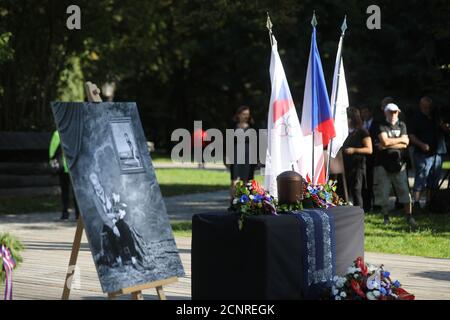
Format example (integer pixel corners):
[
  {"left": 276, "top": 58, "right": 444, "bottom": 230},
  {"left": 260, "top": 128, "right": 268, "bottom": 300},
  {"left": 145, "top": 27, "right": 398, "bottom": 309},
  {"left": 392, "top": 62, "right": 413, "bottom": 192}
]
[{"left": 0, "top": 0, "right": 449, "bottom": 148}]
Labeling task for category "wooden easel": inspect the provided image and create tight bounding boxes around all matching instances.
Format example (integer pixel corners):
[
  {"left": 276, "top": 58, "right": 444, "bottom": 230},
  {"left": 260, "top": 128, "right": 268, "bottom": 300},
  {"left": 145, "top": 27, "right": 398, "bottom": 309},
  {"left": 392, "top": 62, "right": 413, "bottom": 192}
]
[{"left": 61, "top": 81, "right": 177, "bottom": 300}]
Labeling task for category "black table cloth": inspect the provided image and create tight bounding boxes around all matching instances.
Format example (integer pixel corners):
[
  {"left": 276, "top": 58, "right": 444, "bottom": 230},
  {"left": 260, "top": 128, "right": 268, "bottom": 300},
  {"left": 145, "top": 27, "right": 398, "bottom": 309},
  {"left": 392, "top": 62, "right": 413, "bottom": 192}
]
[{"left": 191, "top": 206, "right": 364, "bottom": 300}]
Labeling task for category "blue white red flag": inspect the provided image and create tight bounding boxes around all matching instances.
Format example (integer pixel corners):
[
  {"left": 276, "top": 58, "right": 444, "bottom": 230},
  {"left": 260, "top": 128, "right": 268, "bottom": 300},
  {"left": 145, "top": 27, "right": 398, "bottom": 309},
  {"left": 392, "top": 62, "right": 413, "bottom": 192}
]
[{"left": 301, "top": 24, "right": 336, "bottom": 184}]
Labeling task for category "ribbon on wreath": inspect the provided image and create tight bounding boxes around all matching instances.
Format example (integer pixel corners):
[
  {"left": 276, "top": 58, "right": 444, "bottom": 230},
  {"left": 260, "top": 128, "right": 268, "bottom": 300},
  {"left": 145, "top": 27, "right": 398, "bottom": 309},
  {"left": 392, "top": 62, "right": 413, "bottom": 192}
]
[{"left": 1, "top": 244, "right": 16, "bottom": 300}]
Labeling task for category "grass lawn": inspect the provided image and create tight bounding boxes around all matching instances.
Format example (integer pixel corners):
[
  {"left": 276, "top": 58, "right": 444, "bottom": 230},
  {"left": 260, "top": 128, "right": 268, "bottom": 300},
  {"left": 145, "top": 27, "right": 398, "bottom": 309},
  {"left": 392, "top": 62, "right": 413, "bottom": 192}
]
[
  {"left": 364, "top": 212, "right": 450, "bottom": 259},
  {"left": 150, "top": 152, "right": 173, "bottom": 163},
  {"left": 155, "top": 168, "right": 230, "bottom": 196}
]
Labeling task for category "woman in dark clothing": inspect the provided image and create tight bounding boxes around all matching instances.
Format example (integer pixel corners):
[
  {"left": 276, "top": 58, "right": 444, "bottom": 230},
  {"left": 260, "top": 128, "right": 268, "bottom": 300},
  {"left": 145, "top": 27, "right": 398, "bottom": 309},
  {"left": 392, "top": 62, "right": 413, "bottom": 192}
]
[
  {"left": 343, "top": 107, "right": 373, "bottom": 209},
  {"left": 229, "top": 106, "right": 257, "bottom": 201}
]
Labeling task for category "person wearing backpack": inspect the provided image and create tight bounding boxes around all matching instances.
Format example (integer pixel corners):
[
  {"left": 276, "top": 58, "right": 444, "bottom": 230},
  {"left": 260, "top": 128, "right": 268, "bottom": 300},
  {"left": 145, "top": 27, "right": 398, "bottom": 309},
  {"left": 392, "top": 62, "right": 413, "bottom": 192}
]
[
  {"left": 49, "top": 130, "right": 80, "bottom": 220},
  {"left": 372, "top": 103, "right": 417, "bottom": 227}
]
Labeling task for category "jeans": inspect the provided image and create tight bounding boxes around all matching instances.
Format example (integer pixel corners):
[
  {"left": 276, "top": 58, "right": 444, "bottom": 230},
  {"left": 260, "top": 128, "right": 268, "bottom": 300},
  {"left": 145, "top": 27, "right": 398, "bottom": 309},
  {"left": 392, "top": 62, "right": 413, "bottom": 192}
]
[{"left": 413, "top": 153, "right": 442, "bottom": 192}]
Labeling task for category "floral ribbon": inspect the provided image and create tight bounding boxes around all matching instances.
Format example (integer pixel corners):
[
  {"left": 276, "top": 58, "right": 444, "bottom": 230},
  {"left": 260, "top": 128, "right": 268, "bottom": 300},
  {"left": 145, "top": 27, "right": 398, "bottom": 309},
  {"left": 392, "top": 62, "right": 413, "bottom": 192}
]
[{"left": 1, "top": 245, "right": 16, "bottom": 300}]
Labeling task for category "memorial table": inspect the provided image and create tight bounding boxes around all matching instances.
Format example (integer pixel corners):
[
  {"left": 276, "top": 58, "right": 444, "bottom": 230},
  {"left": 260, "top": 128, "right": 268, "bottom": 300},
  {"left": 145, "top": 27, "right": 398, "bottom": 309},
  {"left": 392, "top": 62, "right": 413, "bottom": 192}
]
[{"left": 191, "top": 206, "right": 364, "bottom": 300}]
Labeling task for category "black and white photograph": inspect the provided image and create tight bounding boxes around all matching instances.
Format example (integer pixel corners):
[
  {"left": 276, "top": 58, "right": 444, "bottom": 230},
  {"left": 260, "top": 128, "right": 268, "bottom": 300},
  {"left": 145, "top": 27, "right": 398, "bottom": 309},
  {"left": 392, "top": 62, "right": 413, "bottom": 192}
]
[
  {"left": 110, "top": 118, "right": 144, "bottom": 173},
  {"left": 50, "top": 102, "right": 185, "bottom": 293}
]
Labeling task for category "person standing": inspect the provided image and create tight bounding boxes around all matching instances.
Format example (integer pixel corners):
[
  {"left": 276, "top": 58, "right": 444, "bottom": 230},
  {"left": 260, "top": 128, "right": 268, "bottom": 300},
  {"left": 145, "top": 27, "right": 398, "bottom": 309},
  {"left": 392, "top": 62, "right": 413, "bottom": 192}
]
[
  {"left": 372, "top": 103, "right": 417, "bottom": 227},
  {"left": 360, "top": 105, "right": 376, "bottom": 212},
  {"left": 49, "top": 130, "right": 80, "bottom": 220},
  {"left": 409, "top": 96, "right": 449, "bottom": 213},
  {"left": 342, "top": 108, "right": 373, "bottom": 209},
  {"left": 229, "top": 106, "right": 256, "bottom": 201},
  {"left": 372, "top": 97, "right": 403, "bottom": 211}
]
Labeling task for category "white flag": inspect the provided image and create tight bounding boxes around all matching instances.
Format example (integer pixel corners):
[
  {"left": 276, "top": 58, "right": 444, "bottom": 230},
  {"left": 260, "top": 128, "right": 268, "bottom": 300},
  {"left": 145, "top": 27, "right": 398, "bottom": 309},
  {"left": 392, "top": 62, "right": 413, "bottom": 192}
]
[
  {"left": 264, "top": 36, "right": 305, "bottom": 198},
  {"left": 329, "top": 35, "right": 349, "bottom": 158}
]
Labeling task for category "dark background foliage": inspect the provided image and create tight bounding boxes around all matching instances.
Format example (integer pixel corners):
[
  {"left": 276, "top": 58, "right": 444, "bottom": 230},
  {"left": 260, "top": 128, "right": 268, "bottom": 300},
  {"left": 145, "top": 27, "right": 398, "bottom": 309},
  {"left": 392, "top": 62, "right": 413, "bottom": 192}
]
[{"left": 0, "top": 0, "right": 449, "bottom": 150}]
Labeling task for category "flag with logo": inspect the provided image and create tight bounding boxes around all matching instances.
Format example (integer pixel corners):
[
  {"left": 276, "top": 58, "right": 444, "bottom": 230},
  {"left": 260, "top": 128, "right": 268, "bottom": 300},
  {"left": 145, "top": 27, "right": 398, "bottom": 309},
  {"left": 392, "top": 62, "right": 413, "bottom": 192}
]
[{"left": 264, "top": 35, "right": 305, "bottom": 198}]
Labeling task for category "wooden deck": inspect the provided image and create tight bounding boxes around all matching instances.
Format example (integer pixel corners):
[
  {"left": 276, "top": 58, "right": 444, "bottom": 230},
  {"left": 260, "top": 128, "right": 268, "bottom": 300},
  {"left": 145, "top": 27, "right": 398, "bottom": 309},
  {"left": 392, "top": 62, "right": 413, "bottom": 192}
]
[{"left": 1, "top": 212, "right": 449, "bottom": 300}]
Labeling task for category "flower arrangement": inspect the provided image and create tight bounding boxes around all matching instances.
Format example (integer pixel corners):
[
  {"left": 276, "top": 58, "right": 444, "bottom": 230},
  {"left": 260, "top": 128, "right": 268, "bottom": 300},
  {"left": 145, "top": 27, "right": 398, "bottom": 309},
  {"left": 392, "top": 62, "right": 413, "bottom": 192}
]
[
  {"left": 232, "top": 179, "right": 346, "bottom": 218},
  {"left": 1, "top": 233, "right": 23, "bottom": 300},
  {"left": 0, "top": 233, "right": 23, "bottom": 283},
  {"left": 232, "top": 180, "right": 277, "bottom": 227},
  {"left": 303, "top": 180, "right": 346, "bottom": 208},
  {"left": 0, "top": 233, "right": 23, "bottom": 284},
  {"left": 328, "top": 257, "right": 415, "bottom": 300}
]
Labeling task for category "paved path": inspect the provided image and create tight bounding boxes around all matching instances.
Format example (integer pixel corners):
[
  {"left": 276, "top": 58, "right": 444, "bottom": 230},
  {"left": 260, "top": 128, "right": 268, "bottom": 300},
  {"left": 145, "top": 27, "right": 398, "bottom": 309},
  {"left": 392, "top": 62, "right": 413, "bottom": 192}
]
[{"left": 165, "top": 190, "right": 229, "bottom": 221}]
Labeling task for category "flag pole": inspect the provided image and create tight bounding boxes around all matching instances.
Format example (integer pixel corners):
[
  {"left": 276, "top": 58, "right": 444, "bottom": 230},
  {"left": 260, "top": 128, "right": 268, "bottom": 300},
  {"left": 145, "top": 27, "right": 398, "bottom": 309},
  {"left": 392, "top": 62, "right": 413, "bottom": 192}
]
[
  {"left": 326, "top": 16, "right": 347, "bottom": 182},
  {"left": 311, "top": 11, "right": 317, "bottom": 184},
  {"left": 266, "top": 12, "right": 274, "bottom": 46}
]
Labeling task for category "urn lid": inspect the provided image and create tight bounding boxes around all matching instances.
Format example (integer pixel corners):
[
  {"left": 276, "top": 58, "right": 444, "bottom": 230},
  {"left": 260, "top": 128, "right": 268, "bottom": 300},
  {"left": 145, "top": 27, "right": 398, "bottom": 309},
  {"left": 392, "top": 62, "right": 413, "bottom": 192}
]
[{"left": 276, "top": 170, "right": 303, "bottom": 182}]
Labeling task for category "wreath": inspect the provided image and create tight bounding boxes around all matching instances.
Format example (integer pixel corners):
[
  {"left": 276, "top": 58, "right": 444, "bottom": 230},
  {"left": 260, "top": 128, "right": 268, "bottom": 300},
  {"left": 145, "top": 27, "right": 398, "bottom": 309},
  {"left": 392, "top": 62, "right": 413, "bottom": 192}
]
[{"left": 1, "top": 233, "right": 23, "bottom": 284}]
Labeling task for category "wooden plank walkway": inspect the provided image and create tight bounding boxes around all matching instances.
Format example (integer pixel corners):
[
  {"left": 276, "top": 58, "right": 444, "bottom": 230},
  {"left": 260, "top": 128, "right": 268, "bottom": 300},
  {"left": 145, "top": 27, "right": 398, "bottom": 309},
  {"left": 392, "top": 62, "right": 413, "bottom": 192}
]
[
  {"left": 0, "top": 214, "right": 191, "bottom": 300},
  {"left": 1, "top": 212, "right": 449, "bottom": 300}
]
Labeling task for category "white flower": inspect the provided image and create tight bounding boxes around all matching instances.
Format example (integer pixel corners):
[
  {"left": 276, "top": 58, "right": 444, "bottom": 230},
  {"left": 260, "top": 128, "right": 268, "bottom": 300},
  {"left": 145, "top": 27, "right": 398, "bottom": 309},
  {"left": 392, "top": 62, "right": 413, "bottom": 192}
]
[
  {"left": 354, "top": 274, "right": 359, "bottom": 279},
  {"left": 334, "top": 276, "right": 346, "bottom": 288},
  {"left": 249, "top": 195, "right": 254, "bottom": 200},
  {"left": 347, "top": 267, "right": 357, "bottom": 274},
  {"left": 366, "top": 292, "right": 377, "bottom": 300},
  {"left": 335, "top": 296, "right": 342, "bottom": 301},
  {"left": 233, "top": 198, "right": 238, "bottom": 205},
  {"left": 112, "top": 193, "right": 120, "bottom": 203},
  {"left": 373, "top": 290, "right": 381, "bottom": 298},
  {"left": 332, "top": 286, "right": 339, "bottom": 296},
  {"left": 368, "top": 264, "right": 378, "bottom": 272},
  {"left": 340, "top": 291, "right": 347, "bottom": 298}
]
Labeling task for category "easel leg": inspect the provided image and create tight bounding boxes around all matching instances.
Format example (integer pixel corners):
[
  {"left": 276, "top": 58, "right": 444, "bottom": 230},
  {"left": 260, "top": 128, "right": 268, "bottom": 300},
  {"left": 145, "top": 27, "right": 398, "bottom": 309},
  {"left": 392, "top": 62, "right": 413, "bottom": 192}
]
[
  {"left": 131, "top": 291, "right": 144, "bottom": 300},
  {"left": 156, "top": 286, "right": 166, "bottom": 300},
  {"left": 341, "top": 173, "right": 350, "bottom": 204},
  {"left": 62, "top": 218, "right": 84, "bottom": 300}
]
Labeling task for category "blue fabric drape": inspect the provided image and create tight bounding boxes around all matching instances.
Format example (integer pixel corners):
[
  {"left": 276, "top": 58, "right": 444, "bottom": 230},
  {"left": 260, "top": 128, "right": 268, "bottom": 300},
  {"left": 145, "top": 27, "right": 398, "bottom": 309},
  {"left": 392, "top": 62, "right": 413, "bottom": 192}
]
[{"left": 292, "top": 209, "right": 336, "bottom": 299}]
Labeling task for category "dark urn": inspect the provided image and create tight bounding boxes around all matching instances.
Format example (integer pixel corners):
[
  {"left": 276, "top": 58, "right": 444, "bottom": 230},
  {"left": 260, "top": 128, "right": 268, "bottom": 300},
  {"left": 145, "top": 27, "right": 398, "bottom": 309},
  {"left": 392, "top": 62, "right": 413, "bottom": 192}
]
[{"left": 276, "top": 171, "right": 304, "bottom": 205}]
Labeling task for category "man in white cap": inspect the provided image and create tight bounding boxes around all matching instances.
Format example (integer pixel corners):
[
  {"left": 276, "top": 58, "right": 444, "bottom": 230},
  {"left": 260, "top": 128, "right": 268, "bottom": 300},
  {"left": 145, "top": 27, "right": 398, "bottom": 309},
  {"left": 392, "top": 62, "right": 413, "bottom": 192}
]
[{"left": 372, "top": 103, "right": 417, "bottom": 227}]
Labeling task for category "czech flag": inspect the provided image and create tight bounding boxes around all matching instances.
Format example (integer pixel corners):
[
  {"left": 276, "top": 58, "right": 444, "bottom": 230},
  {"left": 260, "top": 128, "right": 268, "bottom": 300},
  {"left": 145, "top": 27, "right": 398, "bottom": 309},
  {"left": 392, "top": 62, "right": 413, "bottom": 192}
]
[{"left": 300, "top": 23, "right": 336, "bottom": 184}]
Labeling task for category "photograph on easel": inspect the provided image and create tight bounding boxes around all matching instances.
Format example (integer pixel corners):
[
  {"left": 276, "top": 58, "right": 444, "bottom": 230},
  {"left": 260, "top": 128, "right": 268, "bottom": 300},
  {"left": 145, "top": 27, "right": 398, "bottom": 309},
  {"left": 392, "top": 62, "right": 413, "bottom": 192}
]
[
  {"left": 51, "top": 101, "right": 185, "bottom": 293},
  {"left": 109, "top": 118, "right": 144, "bottom": 174}
]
